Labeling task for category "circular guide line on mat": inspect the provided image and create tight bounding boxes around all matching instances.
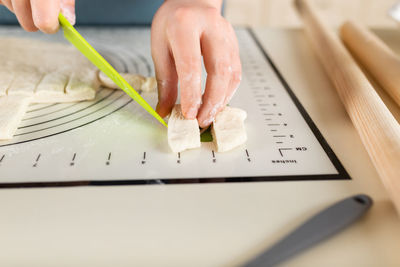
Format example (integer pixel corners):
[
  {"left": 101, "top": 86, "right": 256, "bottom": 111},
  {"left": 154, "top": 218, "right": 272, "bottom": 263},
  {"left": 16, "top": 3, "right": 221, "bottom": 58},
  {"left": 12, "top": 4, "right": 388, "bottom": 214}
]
[{"left": 0, "top": 46, "right": 153, "bottom": 147}]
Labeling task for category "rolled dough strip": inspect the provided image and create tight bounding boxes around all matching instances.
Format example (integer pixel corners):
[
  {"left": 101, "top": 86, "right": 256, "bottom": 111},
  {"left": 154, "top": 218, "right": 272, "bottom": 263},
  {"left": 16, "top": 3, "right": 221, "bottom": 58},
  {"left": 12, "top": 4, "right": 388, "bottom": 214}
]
[
  {"left": 168, "top": 104, "right": 201, "bottom": 153},
  {"left": 98, "top": 71, "right": 156, "bottom": 93},
  {"left": 0, "top": 95, "right": 32, "bottom": 140},
  {"left": 34, "top": 72, "right": 69, "bottom": 103},
  {"left": 0, "top": 70, "right": 14, "bottom": 96},
  {"left": 211, "top": 106, "right": 247, "bottom": 152},
  {"left": 141, "top": 77, "right": 157, "bottom": 93},
  {"left": 7, "top": 67, "right": 43, "bottom": 96},
  {"left": 65, "top": 69, "right": 97, "bottom": 101}
]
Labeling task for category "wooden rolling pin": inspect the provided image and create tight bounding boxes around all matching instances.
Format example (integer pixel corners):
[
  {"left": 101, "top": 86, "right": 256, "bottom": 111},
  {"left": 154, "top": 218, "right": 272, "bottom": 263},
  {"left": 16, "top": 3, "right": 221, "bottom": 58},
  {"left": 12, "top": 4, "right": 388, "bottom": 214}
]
[
  {"left": 341, "top": 20, "right": 400, "bottom": 107},
  {"left": 294, "top": 0, "right": 400, "bottom": 215}
]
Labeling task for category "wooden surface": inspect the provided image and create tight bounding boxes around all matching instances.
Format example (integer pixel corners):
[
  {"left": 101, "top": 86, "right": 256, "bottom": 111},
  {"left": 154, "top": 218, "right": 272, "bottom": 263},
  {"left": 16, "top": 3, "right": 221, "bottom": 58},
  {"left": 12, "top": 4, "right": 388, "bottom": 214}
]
[
  {"left": 341, "top": 20, "right": 400, "bottom": 107},
  {"left": 295, "top": 0, "right": 400, "bottom": 216},
  {"left": 225, "top": 0, "right": 399, "bottom": 28},
  {"left": 1, "top": 28, "right": 400, "bottom": 266}
]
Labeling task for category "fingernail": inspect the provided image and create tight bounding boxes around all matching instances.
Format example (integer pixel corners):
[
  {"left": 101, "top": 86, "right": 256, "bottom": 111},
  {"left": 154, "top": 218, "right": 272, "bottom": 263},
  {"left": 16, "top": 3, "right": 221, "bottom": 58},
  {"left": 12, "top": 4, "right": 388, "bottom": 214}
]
[
  {"left": 200, "top": 116, "right": 214, "bottom": 128},
  {"left": 60, "top": 3, "right": 76, "bottom": 25}
]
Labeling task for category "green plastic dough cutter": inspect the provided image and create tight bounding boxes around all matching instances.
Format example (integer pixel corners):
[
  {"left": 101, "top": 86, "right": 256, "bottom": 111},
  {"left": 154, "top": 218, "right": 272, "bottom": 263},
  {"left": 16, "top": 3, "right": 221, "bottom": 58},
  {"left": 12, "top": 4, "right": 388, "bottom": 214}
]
[{"left": 58, "top": 13, "right": 167, "bottom": 127}]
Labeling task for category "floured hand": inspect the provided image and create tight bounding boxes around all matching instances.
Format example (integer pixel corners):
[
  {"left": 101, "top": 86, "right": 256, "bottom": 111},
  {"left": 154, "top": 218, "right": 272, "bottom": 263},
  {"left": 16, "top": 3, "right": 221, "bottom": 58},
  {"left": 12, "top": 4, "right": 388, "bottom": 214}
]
[{"left": 151, "top": 0, "right": 242, "bottom": 127}]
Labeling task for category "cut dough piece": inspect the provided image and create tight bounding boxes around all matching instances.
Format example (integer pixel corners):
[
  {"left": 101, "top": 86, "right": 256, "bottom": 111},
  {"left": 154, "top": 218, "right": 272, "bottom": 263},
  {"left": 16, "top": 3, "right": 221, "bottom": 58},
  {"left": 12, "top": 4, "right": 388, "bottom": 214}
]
[
  {"left": 98, "top": 71, "right": 156, "bottom": 93},
  {"left": 0, "top": 37, "right": 99, "bottom": 104},
  {"left": 211, "top": 106, "right": 247, "bottom": 152},
  {"left": 98, "top": 71, "right": 145, "bottom": 90},
  {"left": 34, "top": 72, "right": 69, "bottom": 103},
  {"left": 0, "top": 95, "right": 32, "bottom": 140},
  {"left": 141, "top": 77, "right": 157, "bottom": 93},
  {"left": 0, "top": 70, "right": 14, "bottom": 96},
  {"left": 7, "top": 67, "right": 43, "bottom": 96},
  {"left": 168, "top": 104, "right": 201, "bottom": 153},
  {"left": 65, "top": 69, "right": 97, "bottom": 101}
]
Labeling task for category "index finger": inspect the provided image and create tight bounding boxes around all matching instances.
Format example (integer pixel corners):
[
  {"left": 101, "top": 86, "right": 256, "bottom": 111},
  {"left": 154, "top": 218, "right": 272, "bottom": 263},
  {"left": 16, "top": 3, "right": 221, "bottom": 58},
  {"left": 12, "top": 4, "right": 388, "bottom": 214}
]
[
  {"left": 168, "top": 21, "right": 202, "bottom": 119},
  {"left": 31, "top": 0, "right": 60, "bottom": 34}
]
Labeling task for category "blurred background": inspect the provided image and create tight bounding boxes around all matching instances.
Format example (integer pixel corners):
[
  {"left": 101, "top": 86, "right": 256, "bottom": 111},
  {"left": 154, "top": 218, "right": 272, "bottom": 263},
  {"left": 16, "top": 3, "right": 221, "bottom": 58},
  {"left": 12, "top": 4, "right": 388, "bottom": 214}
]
[
  {"left": 0, "top": 0, "right": 398, "bottom": 27},
  {"left": 225, "top": 0, "right": 399, "bottom": 28}
]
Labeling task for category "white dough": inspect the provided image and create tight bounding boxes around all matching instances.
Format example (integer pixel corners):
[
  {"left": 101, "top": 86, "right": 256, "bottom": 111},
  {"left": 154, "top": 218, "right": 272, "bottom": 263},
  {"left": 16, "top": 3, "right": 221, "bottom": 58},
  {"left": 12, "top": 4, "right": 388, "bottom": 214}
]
[
  {"left": 0, "top": 95, "right": 32, "bottom": 140},
  {"left": 34, "top": 71, "right": 69, "bottom": 103},
  {"left": 7, "top": 67, "right": 43, "bottom": 96},
  {"left": 0, "top": 37, "right": 99, "bottom": 103},
  {"left": 98, "top": 71, "right": 144, "bottom": 90},
  {"left": 65, "top": 69, "right": 97, "bottom": 101},
  {"left": 0, "top": 38, "right": 95, "bottom": 73},
  {"left": 211, "top": 106, "right": 247, "bottom": 152},
  {"left": 0, "top": 37, "right": 102, "bottom": 141},
  {"left": 168, "top": 104, "right": 201, "bottom": 153},
  {"left": 141, "top": 77, "right": 157, "bottom": 93},
  {"left": 0, "top": 70, "right": 14, "bottom": 96},
  {"left": 98, "top": 71, "right": 157, "bottom": 93}
]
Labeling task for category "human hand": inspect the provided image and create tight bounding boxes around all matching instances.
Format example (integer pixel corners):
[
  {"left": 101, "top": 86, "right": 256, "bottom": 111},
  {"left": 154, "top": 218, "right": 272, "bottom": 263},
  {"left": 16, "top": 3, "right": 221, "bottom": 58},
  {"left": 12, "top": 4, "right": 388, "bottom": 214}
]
[
  {"left": 0, "top": 0, "right": 75, "bottom": 33},
  {"left": 151, "top": 0, "right": 242, "bottom": 127}
]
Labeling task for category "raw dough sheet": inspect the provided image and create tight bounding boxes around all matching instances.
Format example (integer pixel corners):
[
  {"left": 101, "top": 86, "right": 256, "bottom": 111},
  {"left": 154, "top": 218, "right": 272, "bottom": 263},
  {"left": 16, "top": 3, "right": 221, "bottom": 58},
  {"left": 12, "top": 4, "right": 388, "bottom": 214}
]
[
  {"left": 0, "top": 37, "right": 99, "bottom": 139},
  {"left": 0, "top": 96, "right": 32, "bottom": 140}
]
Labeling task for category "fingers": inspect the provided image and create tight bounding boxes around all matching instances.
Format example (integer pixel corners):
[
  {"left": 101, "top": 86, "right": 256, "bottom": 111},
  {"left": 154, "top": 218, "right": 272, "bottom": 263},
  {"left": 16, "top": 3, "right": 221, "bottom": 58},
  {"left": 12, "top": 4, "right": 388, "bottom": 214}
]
[
  {"left": 30, "top": 0, "right": 60, "bottom": 34},
  {"left": 60, "top": 0, "right": 75, "bottom": 25},
  {"left": 197, "top": 21, "right": 241, "bottom": 127},
  {"left": 5, "top": 0, "right": 63, "bottom": 33},
  {"left": 151, "top": 26, "right": 178, "bottom": 118},
  {"left": 151, "top": 5, "right": 241, "bottom": 122},
  {"left": 153, "top": 51, "right": 179, "bottom": 118},
  {"left": 167, "top": 9, "right": 203, "bottom": 119},
  {"left": 12, "top": 0, "right": 37, "bottom": 32},
  {"left": 198, "top": 74, "right": 229, "bottom": 128},
  {"left": 0, "top": 0, "right": 14, "bottom": 12},
  {"left": 224, "top": 64, "right": 242, "bottom": 106},
  {"left": 224, "top": 35, "right": 242, "bottom": 106}
]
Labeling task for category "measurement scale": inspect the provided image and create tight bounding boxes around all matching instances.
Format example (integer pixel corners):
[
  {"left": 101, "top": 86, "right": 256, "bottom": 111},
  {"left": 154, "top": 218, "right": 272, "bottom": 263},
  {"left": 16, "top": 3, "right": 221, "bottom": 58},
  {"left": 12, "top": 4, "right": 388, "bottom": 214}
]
[{"left": 0, "top": 28, "right": 349, "bottom": 187}]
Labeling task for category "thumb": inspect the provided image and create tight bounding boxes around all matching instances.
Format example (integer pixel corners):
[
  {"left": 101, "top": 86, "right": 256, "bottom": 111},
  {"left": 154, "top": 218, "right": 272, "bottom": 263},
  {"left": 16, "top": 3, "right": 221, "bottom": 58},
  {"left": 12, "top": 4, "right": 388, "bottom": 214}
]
[{"left": 60, "top": 0, "right": 75, "bottom": 25}]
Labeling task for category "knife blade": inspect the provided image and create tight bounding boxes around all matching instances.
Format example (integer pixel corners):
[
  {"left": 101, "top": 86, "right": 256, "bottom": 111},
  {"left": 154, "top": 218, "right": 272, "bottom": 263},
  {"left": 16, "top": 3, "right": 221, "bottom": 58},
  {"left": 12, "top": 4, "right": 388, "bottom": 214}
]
[{"left": 58, "top": 13, "right": 167, "bottom": 127}]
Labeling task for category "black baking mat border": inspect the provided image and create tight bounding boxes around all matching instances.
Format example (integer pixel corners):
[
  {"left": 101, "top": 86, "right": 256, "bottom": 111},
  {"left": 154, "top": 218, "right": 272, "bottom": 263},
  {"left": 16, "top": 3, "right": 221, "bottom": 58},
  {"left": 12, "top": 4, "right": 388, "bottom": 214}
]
[{"left": 0, "top": 28, "right": 350, "bottom": 189}]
